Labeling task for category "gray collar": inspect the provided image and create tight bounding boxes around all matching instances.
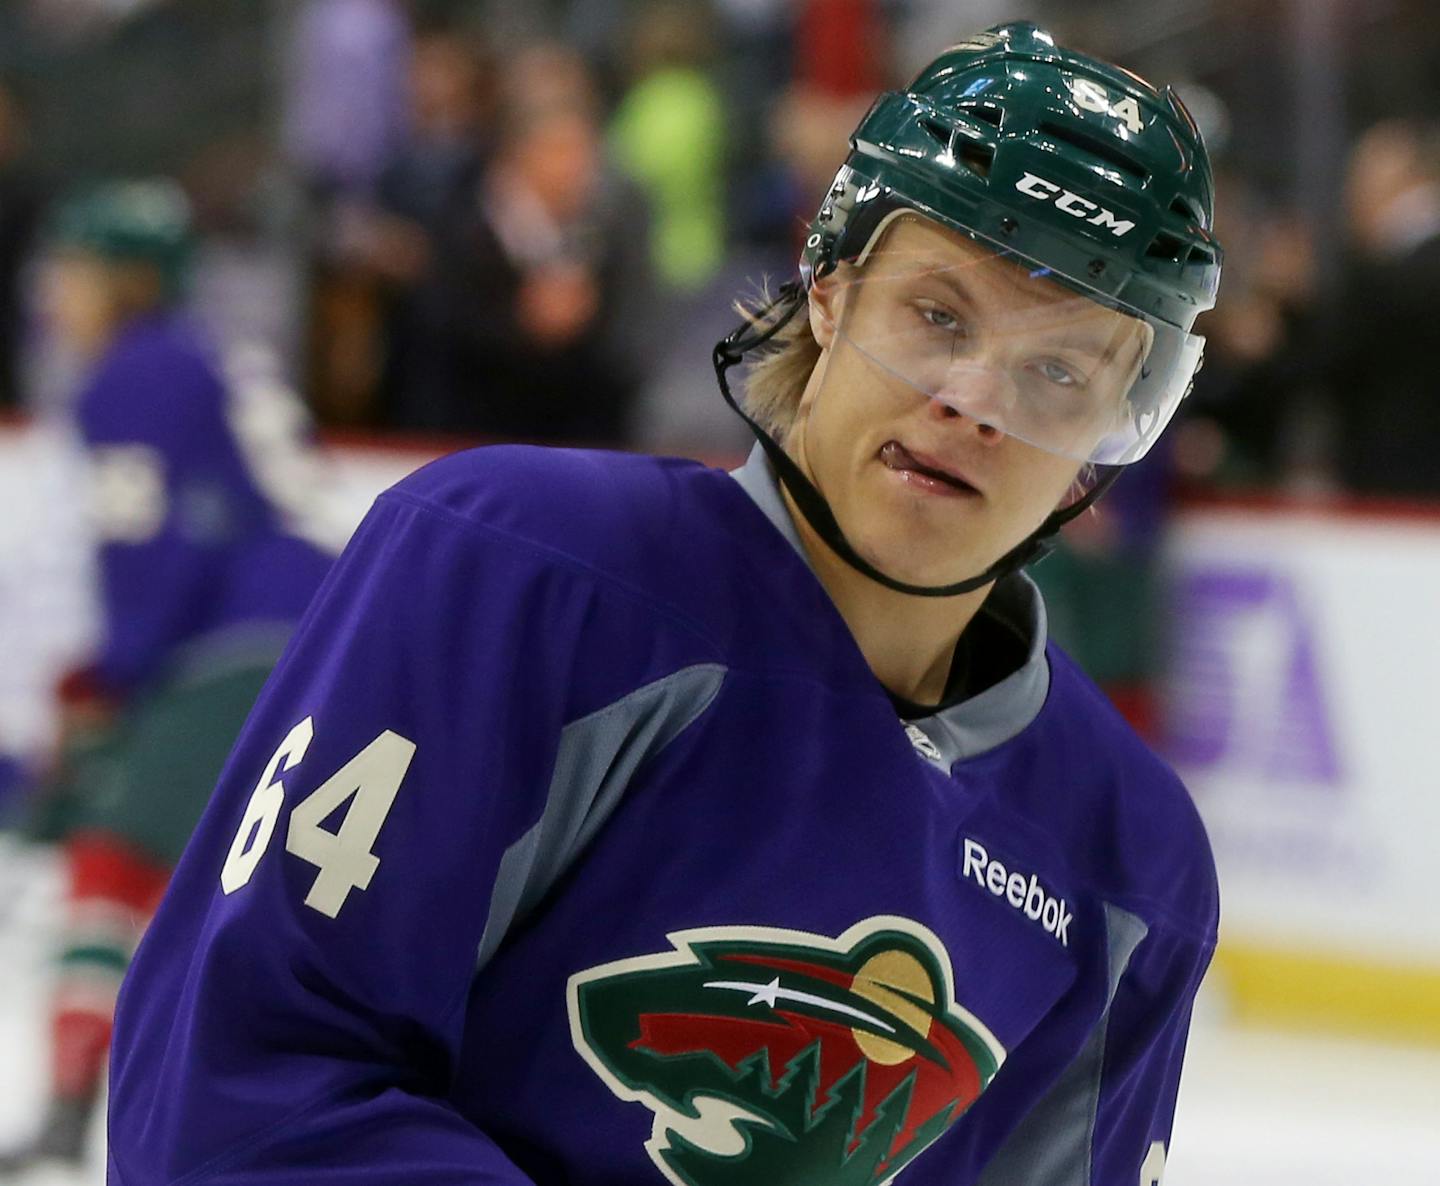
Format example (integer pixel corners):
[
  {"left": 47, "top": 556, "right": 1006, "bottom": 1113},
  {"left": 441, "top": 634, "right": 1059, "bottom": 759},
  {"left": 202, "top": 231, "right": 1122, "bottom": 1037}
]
[{"left": 730, "top": 443, "right": 1050, "bottom": 765}]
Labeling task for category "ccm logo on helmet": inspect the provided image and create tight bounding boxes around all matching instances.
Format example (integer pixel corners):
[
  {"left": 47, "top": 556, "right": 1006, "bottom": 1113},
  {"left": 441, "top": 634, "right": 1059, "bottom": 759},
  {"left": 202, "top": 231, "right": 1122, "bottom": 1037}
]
[{"left": 1014, "top": 172, "right": 1136, "bottom": 238}]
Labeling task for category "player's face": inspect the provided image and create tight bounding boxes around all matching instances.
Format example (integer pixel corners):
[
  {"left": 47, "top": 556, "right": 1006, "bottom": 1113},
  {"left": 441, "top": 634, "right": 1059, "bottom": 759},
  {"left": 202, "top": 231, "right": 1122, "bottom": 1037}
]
[
  {"left": 789, "top": 216, "right": 1147, "bottom": 589},
  {"left": 42, "top": 250, "right": 116, "bottom": 358}
]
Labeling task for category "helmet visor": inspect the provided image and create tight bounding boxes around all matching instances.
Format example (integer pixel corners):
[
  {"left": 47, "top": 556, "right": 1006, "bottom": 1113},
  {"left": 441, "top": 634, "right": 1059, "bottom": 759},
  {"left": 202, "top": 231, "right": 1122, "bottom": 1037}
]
[{"left": 816, "top": 214, "right": 1203, "bottom": 465}]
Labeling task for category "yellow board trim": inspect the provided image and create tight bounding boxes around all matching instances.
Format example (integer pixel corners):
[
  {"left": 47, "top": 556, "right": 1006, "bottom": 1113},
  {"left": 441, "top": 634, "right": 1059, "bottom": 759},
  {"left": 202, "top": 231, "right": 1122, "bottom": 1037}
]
[{"left": 1214, "top": 941, "right": 1440, "bottom": 1044}]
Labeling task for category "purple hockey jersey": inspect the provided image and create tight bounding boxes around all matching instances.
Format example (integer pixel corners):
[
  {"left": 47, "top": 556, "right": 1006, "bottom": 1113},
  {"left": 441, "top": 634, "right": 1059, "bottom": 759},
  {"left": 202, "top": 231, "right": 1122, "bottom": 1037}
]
[
  {"left": 74, "top": 315, "right": 334, "bottom": 694},
  {"left": 107, "top": 444, "right": 1217, "bottom": 1186}
]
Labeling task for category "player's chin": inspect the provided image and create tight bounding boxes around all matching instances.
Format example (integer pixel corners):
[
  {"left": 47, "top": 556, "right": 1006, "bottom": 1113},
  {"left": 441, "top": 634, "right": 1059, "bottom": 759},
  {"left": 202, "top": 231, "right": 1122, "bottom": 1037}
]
[{"left": 853, "top": 525, "right": 992, "bottom": 592}]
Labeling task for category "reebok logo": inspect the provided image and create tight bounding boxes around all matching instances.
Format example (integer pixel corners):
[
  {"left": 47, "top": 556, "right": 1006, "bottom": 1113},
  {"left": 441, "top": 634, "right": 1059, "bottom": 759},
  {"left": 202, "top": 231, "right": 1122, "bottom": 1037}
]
[
  {"left": 961, "top": 838, "right": 1073, "bottom": 946},
  {"left": 903, "top": 722, "right": 944, "bottom": 764}
]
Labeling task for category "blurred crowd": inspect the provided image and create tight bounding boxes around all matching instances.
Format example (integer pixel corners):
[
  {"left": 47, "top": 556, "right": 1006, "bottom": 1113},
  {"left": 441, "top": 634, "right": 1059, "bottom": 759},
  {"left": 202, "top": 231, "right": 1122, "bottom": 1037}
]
[
  {"left": 0, "top": 0, "right": 1437, "bottom": 494},
  {"left": 0, "top": 0, "right": 1436, "bottom": 754},
  {"left": 280, "top": 0, "right": 893, "bottom": 452},
  {"left": 0, "top": 1, "right": 1437, "bottom": 726}
]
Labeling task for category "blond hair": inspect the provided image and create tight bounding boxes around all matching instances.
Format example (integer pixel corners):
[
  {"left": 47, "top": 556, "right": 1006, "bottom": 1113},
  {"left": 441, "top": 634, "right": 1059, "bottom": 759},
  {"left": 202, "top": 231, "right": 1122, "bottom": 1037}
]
[{"left": 733, "top": 285, "right": 822, "bottom": 437}]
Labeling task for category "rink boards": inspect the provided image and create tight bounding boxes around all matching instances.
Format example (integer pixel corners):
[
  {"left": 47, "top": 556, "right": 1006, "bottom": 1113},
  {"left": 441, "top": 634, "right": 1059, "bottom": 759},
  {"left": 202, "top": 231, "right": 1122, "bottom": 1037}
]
[{"left": 1163, "top": 495, "right": 1440, "bottom": 1041}]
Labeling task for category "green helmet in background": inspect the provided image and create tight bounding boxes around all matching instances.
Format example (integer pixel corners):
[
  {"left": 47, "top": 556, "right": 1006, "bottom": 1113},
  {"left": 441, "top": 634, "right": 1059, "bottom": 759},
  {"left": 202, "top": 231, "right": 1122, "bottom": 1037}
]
[{"left": 49, "top": 179, "right": 194, "bottom": 302}]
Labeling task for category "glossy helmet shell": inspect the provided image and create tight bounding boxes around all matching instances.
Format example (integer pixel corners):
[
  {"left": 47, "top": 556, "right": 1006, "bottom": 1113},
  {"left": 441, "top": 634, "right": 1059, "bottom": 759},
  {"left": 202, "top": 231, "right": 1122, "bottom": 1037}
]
[{"left": 802, "top": 21, "right": 1222, "bottom": 332}]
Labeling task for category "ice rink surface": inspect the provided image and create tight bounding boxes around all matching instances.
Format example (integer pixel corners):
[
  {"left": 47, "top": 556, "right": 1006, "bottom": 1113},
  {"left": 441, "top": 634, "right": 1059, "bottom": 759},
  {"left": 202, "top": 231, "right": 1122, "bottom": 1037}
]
[
  {"left": 3, "top": 836, "right": 1438, "bottom": 1186},
  {"left": 1169, "top": 992, "right": 1440, "bottom": 1184}
]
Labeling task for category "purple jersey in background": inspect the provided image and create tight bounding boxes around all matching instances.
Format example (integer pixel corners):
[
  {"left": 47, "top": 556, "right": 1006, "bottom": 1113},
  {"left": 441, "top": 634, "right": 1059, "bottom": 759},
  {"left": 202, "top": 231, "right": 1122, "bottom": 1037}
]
[{"left": 75, "top": 314, "right": 335, "bottom": 695}]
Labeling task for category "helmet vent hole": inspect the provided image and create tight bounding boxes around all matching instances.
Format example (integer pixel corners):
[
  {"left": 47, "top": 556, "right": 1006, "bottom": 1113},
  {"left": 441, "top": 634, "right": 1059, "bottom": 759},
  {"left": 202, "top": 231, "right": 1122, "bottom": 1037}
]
[
  {"left": 1170, "top": 196, "right": 1201, "bottom": 224},
  {"left": 1146, "top": 231, "right": 1188, "bottom": 262},
  {"left": 1186, "top": 246, "right": 1215, "bottom": 266},
  {"left": 921, "top": 118, "right": 994, "bottom": 177},
  {"left": 959, "top": 102, "right": 1003, "bottom": 128},
  {"left": 921, "top": 117, "right": 954, "bottom": 149},
  {"left": 957, "top": 143, "right": 995, "bottom": 178},
  {"left": 1038, "top": 121, "right": 1150, "bottom": 182}
]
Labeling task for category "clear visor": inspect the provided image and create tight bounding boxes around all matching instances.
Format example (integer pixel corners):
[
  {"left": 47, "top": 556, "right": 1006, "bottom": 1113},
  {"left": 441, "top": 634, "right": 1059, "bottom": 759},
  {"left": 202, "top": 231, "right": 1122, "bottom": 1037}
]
[{"left": 815, "top": 214, "right": 1203, "bottom": 465}]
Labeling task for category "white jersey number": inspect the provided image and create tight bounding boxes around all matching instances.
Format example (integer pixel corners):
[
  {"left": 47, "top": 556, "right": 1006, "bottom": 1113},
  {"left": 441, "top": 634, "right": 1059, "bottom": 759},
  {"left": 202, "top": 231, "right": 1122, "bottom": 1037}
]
[
  {"left": 1140, "top": 1140, "right": 1167, "bottom": 1186},
  {"left": 220, "top": 717, "right": 314, "bottom": 894},
  {"left": 220, "top": 719, "right": 416, "bottom": 917}
]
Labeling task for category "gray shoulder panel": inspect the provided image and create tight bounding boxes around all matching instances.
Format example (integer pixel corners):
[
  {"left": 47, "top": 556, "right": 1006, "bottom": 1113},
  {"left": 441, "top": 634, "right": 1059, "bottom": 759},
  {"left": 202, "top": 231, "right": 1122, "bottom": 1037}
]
[
  {"left": 475, "top": 663, "right": 727, "bottom": 971},
  {"left": 730, "top": 442, "right": 809, "bottom": 558},
  {"left": 906, "top": 574, "right": 1051, "bottom": 765},
  {"left": 975, "top": 902, "right": 1150, "bottom": 1186}
]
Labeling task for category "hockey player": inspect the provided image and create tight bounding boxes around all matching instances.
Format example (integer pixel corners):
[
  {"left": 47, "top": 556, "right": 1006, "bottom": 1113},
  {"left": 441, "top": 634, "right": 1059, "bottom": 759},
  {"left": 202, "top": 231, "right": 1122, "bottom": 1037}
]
[
  {"left": 0, "top": 182, "right": 336, "bottom": 1180},
  {"left": 108, "top": 24, "right": 1221, "bottom": 1186}
]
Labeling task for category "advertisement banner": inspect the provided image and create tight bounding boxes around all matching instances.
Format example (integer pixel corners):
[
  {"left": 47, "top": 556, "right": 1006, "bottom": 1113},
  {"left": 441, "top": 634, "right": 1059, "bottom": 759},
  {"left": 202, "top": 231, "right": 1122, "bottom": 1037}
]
[{"left": 1163, "top": 502, "right": 1440, "bottom": 1033}]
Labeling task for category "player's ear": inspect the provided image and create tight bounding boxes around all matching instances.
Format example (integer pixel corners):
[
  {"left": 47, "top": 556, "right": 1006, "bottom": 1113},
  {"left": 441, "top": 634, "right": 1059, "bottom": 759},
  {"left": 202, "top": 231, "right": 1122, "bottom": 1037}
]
[{"left": 807, "top": 270, "right": 844, "bottom": 350}]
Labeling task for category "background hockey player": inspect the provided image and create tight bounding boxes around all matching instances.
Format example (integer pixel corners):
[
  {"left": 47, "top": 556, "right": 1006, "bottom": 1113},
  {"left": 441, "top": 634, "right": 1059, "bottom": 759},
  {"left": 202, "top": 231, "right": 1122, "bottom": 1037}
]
[
  {"left": 108, "top": 23, "right": 1222, "bottom": 1186},
  {"left": 0, "top": 181, "right": 337, "bottom": 1179}
]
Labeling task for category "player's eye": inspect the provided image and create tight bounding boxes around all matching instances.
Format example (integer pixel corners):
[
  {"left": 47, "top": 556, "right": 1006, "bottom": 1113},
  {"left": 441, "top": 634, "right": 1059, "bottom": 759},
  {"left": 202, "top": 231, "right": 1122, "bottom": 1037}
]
[
  {"left": 915, "top": 301, "right": 962, "bottom": 333},
  {"left": 1033, "top": 359, "right": 1084, "bottom": 388}
]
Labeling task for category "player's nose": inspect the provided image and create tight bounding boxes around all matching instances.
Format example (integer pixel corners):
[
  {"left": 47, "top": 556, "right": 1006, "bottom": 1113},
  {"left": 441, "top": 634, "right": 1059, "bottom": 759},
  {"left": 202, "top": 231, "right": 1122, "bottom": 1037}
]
[{"left": 926, "top": 364, "right": 1012, "bottom": 445}]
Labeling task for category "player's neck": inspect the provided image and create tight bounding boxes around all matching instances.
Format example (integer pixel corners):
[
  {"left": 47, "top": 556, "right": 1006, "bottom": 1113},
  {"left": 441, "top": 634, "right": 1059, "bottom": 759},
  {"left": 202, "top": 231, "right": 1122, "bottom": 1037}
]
[{"left": 783, "top": 491, "right": 991, "bottom": 707}]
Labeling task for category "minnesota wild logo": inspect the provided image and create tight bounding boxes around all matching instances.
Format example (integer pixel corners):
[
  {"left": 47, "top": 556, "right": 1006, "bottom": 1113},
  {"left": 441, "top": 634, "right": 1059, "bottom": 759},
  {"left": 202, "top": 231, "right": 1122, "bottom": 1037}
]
[{"left": 567, "top": 916, "right": 1005, "bottom": 1186}]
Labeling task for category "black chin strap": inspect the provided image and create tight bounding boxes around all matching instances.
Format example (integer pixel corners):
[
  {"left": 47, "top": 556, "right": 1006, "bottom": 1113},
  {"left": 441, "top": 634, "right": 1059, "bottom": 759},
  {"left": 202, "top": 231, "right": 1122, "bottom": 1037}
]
[{"left": 712, "top": 283, "right": 1123, "bottom": 599}]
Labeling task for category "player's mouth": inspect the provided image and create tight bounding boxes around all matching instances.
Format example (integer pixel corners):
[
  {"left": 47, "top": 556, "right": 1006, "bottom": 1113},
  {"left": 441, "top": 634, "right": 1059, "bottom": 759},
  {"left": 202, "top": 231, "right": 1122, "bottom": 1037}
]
[{"left": 879, "top": 441, "right": 982, "bottom": 498}]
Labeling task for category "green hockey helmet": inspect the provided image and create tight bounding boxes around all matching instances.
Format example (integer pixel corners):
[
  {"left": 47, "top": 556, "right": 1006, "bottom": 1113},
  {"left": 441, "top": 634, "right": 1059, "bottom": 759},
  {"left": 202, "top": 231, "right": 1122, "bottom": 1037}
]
[
  {"left": 49, "top": 179, "right": 194, "bottom": 302},
  {"left": 801, "top": 21, "right": 1223, "bottom": 465}
]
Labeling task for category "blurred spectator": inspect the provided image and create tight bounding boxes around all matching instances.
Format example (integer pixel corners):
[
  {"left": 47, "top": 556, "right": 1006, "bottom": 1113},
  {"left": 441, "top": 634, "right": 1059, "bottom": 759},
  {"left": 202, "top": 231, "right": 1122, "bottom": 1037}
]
[
  {"left": 1331, "top": 118, "right": 1440, "bottom": 498},
  {"left": 282, "top": 0, "right": 412, "bottom": 201},
  {"left": 756, "top": 1, "right": 889, "bottom": 260},
  {"left": 0, "top": 79, "right": 44, "bottom": 410},
  {"left": 390, "top": 43, "right": 654, "bottom": 441},
  {"left": 609, "top": 0, "right": 727, "bottom": 292},
  {"left": 702, "top": 0, "right": 792, "bottom": 250},
  {"left": 767, "top": 84, "right": 872, "bottom": 242},
  {"left": 284, "top": 0, "right": 414, "bottom": 425},
  {"left": 0, "top": 179, "right": 336, "bottom": 1176},
  {"left": 179, "top": 129, "right": 313, "bottom": 380},
  {"left": 1178, "top": 170, "right": 1324, "bottom": 487},
  {"left": 378, "top": 27, "right": 493, "bottom": 233},
  {"left": 369, "top": 27, "right": 494, "bottom": 421},
  {"left": 794, "top": 0, "right": 890, "bottom": 97}
]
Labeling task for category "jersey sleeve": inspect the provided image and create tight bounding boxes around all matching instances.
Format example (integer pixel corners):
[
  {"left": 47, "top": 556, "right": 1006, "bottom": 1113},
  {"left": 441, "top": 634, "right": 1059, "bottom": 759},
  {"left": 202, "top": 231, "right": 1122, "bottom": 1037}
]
[
  {"left": 107, "top": 483, "right": 718, "bottom": 1185},
  {"left": 975, "top": 912, "right": 1215, "bottom": 1186},
  {"left": 1090, "top": 920, "right": 1213, "bottom": 1186}
]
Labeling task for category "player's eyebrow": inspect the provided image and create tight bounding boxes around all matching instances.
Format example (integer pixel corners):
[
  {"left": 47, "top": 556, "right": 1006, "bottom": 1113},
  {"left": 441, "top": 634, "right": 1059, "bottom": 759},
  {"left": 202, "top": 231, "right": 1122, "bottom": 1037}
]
[
  {"left": 903, "top": 256, "right": 981, "bottom": 306},
  {"left": 893, "top": 257, "right": 1001, "bottom": 327}
]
